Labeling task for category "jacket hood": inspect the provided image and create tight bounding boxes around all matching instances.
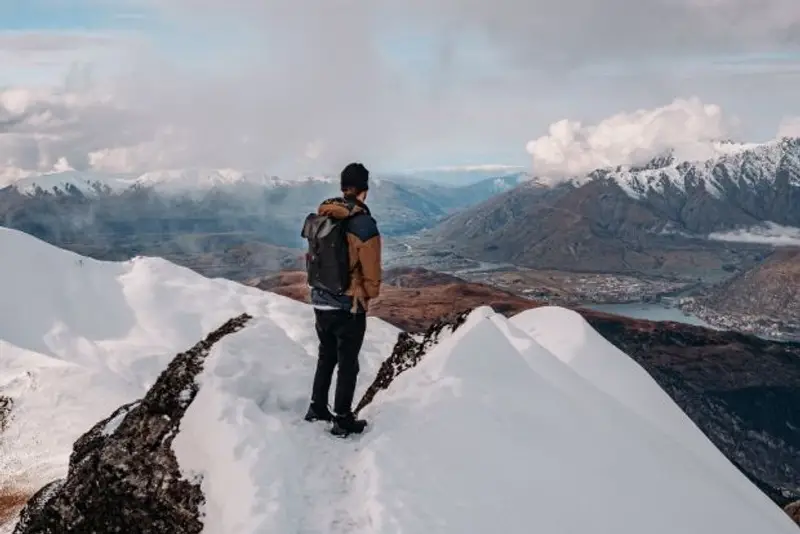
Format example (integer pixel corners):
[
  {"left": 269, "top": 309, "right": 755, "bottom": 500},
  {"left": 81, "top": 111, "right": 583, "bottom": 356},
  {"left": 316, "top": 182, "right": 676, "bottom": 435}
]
[{"left": 317, "top": 197, "right": 368, "bottom": 220}]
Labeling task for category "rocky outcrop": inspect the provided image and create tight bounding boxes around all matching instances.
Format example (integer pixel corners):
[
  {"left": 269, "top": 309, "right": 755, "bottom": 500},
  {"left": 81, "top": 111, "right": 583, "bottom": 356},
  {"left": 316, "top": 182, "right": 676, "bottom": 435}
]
[
  {"left": 785, "top": 500, "right": 800, "bottom": 527},
  {"left": 13, "top": 313, "right": 252, "bottom": 534},
  {"left": 0, "top": 395, "right": 12, "bottom": 433},
  {"left": 355, "top": 310, "right": 471, "bottom": 414}
]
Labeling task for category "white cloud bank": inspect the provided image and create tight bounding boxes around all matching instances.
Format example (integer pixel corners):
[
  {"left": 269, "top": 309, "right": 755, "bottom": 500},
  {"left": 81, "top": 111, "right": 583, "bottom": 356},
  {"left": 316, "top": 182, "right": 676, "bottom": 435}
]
[
  {"left": 708, "top": 222, "right": 800, "bottom": 247},
  {"left": 1, "top": 0, "right": 800, "bottom": 180},
  {"left": 526, "top": 97, "right": 800, "bottom": 178},
  {"left": 525, "top": 97, "right": 741, "bottom": 178},
  {"left": 2, "top": 82, "right": 798, "bottom": 185}
]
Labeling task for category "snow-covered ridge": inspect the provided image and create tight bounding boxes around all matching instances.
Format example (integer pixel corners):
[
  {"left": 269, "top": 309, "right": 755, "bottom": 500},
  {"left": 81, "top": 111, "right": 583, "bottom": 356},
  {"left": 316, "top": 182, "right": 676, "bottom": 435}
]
[
  {"left": 4, "top": 169, "right": 336, "bottom": 197},
  {"left": 1, "top": 227, "right": 797, "bottom": 533},
  {"left": 597, "top": 137, "right": 800, "bottom": 199},
  {"left": 534, "top": 137, "right": 800, "bottom": 199},
  {"left": 3, "top": 166, "right": 531, "bottom": 199}
]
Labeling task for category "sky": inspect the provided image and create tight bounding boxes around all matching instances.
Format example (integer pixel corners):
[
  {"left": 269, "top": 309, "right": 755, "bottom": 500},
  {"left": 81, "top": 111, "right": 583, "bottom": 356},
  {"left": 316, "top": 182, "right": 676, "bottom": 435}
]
[{"left": 1, "top": 0, "right": 800, "bottom": 179}]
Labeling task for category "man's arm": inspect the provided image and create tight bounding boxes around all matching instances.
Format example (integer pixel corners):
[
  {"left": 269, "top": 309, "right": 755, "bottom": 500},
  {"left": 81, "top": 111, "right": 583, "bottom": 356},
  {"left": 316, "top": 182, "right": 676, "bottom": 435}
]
[
  {"left": 358, "top": 233, "right": 382, "bottom": 299},
  {"left": 348, "top": 214, "right": 382, "bottom": 299}
]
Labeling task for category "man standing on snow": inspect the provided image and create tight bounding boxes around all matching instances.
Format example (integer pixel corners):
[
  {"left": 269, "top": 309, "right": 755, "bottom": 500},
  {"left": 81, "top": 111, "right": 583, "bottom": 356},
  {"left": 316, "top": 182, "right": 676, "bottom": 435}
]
[{"left": 301, "top": 162, "right": 382, "bottom": 437}]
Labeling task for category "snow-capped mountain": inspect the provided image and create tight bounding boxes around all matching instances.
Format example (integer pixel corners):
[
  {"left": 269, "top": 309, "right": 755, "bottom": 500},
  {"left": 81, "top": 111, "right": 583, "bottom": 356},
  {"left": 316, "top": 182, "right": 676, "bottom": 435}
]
[
  {"left": 5, "top": 169, "right": 333, "bottom": 197},
  {"left": 0, "top": 166, "right": 531, "bottom": 282},
  {"left": 1, "top": 227, "right": 797, "bottom": 533},
  {"left": 431, "top": 137, "right": 800, "bottom": 277},
  {"left": 592, "top": 136, "right": 800, "bottom": 232},
  {"left": 5, "top": 166, "right": 527, "bottom": 199},
  {"left": 595, "top": 138, "right": 799, "bottom": 199},
  {"left": 0, "top": 167, "right": 526, "bottom": 244}
]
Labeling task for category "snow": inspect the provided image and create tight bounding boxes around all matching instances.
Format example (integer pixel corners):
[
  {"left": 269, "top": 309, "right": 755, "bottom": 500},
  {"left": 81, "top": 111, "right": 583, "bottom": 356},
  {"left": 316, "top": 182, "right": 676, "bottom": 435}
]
[
  {"left": 9, "top": 170, "right": 139, "bottom": 195},
  {"left": 525, "top": 98, "right": 800, "bottom": 200},
  {"left": 0, "top": 227, "right": 797, "bottom": 534},
  {"left": 7, "top": 169, "right": 335, "bottom": 197},
  {"left": 100, "top": 402, "right": 139, "bottom": 437},
  {"left": 604, "top": 137, "right": 798, "bottom": 200},
  {"left": 133, "top": 169, "right": 290, "bottom": 195}
]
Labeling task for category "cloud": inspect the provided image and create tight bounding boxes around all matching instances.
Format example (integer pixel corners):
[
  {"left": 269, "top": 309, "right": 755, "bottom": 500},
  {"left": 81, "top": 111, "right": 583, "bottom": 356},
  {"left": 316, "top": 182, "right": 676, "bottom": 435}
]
[
  {"left": 0, "top": 84, "right": 152, "bottom": 173},
  {"left": 150, "top": 0, "right": 800, "bottom": 69},
  {"left": 525, "top": 97, "right": 739, "bottom": 177},
  {"left": 708, "top": 222, "right": 800, "bottom": 247},
  {"left": 1, "top": 0, "right": 800, "bottom": 178}
]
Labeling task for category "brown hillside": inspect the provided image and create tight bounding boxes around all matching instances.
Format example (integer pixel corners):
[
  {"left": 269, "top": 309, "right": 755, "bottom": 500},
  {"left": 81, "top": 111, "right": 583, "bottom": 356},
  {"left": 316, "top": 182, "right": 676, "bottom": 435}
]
[{"left": 247, "top": 268, "right": 540, "bottom": 332}]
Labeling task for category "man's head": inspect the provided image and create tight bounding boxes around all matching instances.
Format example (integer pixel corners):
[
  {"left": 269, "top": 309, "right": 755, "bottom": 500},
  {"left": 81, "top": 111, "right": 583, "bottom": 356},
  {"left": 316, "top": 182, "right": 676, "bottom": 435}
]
[{"left": 340, "top": 162, "right": 369, "bottom": 201}]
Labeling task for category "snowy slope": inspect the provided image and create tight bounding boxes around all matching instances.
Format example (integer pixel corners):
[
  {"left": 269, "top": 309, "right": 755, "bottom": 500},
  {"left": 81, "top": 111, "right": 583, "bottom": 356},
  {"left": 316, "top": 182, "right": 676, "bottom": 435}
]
[
  {"left": 0, "top": 228, "right": 797, "bottom": 533},
  {"left": 0, "top": 227, "right": 396, "bottom": 531},
  {"left": 590, "top": 137, "right": 800, "bottom": 199}
]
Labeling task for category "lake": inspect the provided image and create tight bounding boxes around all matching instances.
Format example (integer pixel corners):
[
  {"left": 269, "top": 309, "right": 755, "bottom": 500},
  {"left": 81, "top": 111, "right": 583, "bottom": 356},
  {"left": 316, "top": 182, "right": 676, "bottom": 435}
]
[{"left": 583, "top": 302, "right": 716, "bottom": 329}]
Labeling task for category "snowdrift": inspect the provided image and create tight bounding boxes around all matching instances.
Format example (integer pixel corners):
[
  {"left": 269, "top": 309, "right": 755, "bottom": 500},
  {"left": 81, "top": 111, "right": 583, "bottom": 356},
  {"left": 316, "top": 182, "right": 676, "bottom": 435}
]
[{"left": 0, "top": 227, "right": 797, "bottom": 533}]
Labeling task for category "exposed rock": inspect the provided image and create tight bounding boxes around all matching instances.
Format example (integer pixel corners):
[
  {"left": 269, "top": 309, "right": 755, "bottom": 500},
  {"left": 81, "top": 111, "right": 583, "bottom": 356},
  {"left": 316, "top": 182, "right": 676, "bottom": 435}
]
[
  {"left": 12, "top": 482, "right": 63, "bottom": 531},
  {"left": 785, "top": 500, "right": 800, "bottom": 527},
  {"left": 13, "top": 313, "right": 253, "bottom": 534},
  {"left": 355, "top": 310, "right": 471, "bottom": 414},
  {"left": 0, "top": 395, "right": 12, "bottom": 433}
]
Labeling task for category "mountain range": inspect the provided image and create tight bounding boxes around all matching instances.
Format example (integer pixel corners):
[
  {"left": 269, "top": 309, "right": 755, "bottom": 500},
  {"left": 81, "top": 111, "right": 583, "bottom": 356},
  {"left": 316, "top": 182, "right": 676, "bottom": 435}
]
[
  {"left": 4, "top": 138, "right": 798, "bottom": 286},
  {"left": 427, "top": 137, "right": 800, "bottom": 279},
  {"left": 1, "top": 228, "right": 797, "bottom": 533},
  {"left": 0, "top": 168, "right": 525, "bottom": 280}
]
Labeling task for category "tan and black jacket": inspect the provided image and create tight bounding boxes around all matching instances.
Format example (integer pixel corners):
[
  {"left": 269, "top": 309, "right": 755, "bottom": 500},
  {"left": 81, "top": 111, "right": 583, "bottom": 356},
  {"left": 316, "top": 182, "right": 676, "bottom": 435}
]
[{"left": 310, "top": 197, "right": 382, "bottom": 313}]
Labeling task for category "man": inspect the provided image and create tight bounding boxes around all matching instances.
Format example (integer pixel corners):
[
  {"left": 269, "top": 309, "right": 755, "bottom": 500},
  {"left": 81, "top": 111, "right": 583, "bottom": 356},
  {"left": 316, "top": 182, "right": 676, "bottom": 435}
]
[{"left": 302, "top": 162, "right": 382, "bottom": 436}]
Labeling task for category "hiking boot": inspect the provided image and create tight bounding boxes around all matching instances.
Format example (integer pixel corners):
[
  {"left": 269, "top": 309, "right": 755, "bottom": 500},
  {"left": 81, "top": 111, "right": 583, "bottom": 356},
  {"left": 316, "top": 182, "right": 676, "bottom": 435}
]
[
  {"left": 330, "top": 413, "right": 367, "bottom": 437},
  {"left": 304, "top": 404, "right": 334, "bottom": 423}
]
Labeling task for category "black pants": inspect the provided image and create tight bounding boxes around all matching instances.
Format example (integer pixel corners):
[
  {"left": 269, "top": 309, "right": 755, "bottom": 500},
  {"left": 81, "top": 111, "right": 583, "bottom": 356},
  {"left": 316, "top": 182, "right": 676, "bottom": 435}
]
[{"left": 310, "top": 308, "right": 367, "bottom": 416}]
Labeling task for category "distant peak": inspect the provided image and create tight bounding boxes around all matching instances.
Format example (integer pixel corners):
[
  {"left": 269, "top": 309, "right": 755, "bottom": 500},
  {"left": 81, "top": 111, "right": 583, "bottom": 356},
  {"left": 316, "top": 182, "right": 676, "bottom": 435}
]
[{"left": 625, "top": 149, "right": 676, "bottom": 172}]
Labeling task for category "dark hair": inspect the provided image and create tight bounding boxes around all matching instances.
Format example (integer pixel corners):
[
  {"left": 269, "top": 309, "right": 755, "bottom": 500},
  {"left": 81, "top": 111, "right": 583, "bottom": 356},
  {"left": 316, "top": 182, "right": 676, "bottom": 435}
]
[{"left": 341, "top": 186, "right": 363, "bottom": 199}]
